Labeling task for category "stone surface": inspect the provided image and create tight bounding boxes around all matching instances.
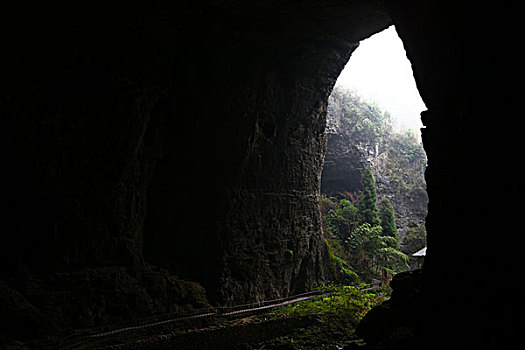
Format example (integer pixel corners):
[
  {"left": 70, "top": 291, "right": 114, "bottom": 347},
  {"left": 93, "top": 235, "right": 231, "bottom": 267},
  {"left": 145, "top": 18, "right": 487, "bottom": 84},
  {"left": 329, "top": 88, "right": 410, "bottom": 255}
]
[
  {"left": 321, "top": 92, "right": 428, "bottom": 243},
  {"left": 0, "top": 266, "right": 209, "bottom": 342},
  {"left": 1, "top": 0, "right": 392, "bottom": 341},
  {"left": 1, "top": 0, "right": 522, "bottom": 346},
  {"left": 371, "top": 153, "right": 427, "bottom": 243},
  {"left": 356, "top": 1, "right": 522, "bottom": 348}
]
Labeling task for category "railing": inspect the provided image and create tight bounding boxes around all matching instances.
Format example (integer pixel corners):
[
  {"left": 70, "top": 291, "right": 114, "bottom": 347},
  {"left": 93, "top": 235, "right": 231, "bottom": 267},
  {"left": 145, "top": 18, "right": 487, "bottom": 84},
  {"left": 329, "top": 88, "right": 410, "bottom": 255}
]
[{"left": 25, "top": 284, "right": 381, "bottom": 349}]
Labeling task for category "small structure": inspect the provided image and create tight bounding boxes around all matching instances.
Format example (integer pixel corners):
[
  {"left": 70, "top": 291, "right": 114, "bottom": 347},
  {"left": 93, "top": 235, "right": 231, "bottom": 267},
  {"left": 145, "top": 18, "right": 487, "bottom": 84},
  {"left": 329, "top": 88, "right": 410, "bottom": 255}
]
[{"left": 411, "top": 247, "right": 427, "bottom": 269}]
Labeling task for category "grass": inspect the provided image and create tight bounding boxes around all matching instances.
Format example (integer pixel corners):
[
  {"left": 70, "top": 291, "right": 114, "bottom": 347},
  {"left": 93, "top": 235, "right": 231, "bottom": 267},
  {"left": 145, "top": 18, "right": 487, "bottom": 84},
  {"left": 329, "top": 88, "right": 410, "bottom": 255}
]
[
  {"left": 275, "top": 284, "right": 383, "bottom": 327},
  {"left": 254, "top": 284, "right": 387, "bottom": 349}
]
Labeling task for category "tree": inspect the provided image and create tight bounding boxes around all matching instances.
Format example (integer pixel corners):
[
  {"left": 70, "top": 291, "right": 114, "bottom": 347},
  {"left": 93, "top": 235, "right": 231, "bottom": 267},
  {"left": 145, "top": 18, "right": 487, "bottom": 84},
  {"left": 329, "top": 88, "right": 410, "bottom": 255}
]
[
  {"left": 322, "top": 195, "right": 410, "bottom": 283},
  {"left": 379, "top": 198, "right": 398, "bottom": 244},
  {"left": 375, "top": 242, "right": 410, "bottom": 277},
  {"left": 358, "top": 167, "right": 380, "bottom": 226},
  {"left": 345, "top": 223, "right": 382, "bottom": 279},
  {"left": 345, "top": 222, "right": 409, "bottom": 281}
]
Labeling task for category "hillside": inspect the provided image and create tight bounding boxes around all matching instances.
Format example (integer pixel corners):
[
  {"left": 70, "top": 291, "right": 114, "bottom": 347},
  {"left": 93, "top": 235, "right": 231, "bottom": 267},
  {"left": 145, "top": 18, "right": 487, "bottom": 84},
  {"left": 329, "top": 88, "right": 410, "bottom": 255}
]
[{"left": 321, "top": 86, "right": 427, "bottom": 252}]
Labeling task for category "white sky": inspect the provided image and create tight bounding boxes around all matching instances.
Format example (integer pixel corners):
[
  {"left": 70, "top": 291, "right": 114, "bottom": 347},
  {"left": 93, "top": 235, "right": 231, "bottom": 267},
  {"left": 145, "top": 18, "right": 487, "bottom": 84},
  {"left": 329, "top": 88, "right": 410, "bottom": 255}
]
[{"left": 335, "top": 26, "right": 426, "bottom": 132}]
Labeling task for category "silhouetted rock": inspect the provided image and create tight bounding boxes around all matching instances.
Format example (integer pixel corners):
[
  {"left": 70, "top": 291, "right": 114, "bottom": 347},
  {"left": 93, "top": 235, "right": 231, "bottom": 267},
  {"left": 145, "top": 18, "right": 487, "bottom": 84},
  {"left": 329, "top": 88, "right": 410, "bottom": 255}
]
[{"left": 1, "top": 0, "right": 521, "bottom": 346}]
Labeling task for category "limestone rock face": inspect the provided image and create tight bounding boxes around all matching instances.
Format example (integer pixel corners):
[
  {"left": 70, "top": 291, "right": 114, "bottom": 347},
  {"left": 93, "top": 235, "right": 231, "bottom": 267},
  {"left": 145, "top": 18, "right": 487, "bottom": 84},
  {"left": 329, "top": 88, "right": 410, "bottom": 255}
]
[
  {"left": 3, "top": 0, "right": 521, "bottom": 346},
  {"left": 321, "top": 93, "right": 427, "bottom": 243},
  {"left": 321, "top": 134, "right": 367, "bottom": 195},
  {"left": 371, "top": 153, "right": 428, "bottom": 242},
  {"left": 2, "top": 0, "right": 391, "bottom": 340}
]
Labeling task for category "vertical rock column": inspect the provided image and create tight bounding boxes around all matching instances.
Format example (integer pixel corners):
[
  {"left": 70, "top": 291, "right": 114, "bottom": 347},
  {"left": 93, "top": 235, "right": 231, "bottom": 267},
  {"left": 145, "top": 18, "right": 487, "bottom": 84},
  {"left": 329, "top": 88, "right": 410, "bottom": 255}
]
[{"left": 217, "top": 39, "right": 361, "bottom": 303}]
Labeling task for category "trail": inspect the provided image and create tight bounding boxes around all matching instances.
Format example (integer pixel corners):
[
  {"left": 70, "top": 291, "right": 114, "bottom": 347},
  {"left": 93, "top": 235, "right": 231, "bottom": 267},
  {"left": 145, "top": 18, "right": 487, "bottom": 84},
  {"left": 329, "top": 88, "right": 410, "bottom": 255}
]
[{"left": 28, "top": 284, "right": 381, "bottom": 349}]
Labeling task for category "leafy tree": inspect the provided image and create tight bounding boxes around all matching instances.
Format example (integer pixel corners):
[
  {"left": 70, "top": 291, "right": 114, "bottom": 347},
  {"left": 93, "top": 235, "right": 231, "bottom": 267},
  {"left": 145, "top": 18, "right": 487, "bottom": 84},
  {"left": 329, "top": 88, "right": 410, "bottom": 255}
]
[
  {"left": 375, "top": 243, "right": 410, "bottom": 277},
  {"left": 322, "top": 194, "right": 410, "bottom": 282},
  {"left": 335, "top": 200, "right": 358, "bottom": 241},
  {"left": 328, "top": 86, "right": 392, "bottom": 155},
  {"left": 358, "top": 167, "right": 380, "bottom": 226},
  {"left": 344, "top": 223, "right": 380, "bottom": 279},
  {"left": 322, "top": 86, "right": 426, "bottom": 283},
  {"left": 322, "top": 198, "right": 357, "bottom": 243},
  {"left": 379, "top": 198, "right": 398, "bottom": 243},
  {"left": 321, "top": 196, "right": 360, "bottom": 284}
]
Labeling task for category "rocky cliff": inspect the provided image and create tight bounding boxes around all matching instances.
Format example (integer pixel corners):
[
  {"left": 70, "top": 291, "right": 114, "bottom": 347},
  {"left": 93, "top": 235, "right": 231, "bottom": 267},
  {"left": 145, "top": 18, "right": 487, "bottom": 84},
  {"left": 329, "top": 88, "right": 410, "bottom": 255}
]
[
  {"left": 2, "top": 0, "right": 521, "bottom": 347},
  {"left": 1, "top": 1, "right": 392, "bottom": 342},
  {"left": 370, "top": 145, "right": 428, "bottom": 244},
  {"left": 321, "top": 88, "right": 428, "bottom": 243}
]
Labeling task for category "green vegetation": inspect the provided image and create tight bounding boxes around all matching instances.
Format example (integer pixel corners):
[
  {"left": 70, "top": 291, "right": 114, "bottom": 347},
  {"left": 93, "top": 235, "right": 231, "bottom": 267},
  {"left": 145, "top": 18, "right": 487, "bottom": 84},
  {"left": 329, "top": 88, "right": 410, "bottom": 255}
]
[
  {"left": 256, "top": 87, "right": 427, "bottom": 349},
  {"left": 322, "top": 167, "right": 409, "bottom": 284},
  {"left": 328, "top": 86, "right": 392, "bottom": 149},
  {"left": 358, "top": 167, "right": 381, "bottom": 226},
  {"left": 383, "top": 130, "right": 427, "bottom": 202},
  {"left": 379, "top": 198, "right": 398, "bottom": 241},
  {"left": 276, "top": 284, "right": 383, "bottom": 326},
  {"left": 323, "top": 86, "right": 427, "bottom": 282},
  {"left": 328, "top": 86, "right": 427, "bottom": 203},
  {"left": 263, "top": 284, "right": 386, "bottom": 349}
]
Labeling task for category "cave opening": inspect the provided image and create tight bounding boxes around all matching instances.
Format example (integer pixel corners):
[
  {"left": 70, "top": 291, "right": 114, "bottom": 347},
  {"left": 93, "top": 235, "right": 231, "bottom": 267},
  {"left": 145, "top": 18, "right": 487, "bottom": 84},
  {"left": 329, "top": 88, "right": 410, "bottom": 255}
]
[
  {"left": 320, "top": 26, "right": 428, "bottom": 285},
  {"left": 2, "top": 1, "right": 521, "bottom": 347}
]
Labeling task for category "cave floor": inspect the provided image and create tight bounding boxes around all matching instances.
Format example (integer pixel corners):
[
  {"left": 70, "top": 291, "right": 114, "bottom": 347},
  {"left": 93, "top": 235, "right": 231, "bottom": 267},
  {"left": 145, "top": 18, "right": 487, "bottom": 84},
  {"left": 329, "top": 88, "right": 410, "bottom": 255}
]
[{"left": 75, "top": 310, "right": 364, "bottom": 350}]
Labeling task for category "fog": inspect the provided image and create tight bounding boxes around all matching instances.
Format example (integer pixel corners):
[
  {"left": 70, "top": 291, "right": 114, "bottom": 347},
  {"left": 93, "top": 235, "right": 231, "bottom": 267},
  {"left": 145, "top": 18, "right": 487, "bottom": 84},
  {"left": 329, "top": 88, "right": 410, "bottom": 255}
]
[{"left": 335, "top": 26, "right": 426, "bottom": 133}]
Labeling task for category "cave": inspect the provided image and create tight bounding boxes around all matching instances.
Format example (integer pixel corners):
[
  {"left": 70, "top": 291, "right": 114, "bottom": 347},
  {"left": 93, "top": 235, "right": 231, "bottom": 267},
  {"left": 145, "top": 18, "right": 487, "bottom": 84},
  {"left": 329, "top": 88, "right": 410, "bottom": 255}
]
[{"left": 1, "top": 0, "right": 521, "bottom": 347}]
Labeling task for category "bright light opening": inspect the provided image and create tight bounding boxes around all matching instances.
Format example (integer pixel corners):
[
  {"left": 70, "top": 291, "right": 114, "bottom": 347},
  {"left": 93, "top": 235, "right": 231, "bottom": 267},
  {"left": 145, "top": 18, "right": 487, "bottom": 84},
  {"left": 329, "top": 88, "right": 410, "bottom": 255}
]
[{"left": 335, "top": 26, "right": 426, "bottom": 134}]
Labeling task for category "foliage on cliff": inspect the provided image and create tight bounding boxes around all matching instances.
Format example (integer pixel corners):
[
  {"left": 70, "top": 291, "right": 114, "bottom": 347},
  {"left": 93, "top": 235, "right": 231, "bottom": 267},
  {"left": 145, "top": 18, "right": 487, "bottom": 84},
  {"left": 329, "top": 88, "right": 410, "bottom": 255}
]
[
  {"left": 322, "top": 168, "right": 409, "bottom": 284},
  {"left": 327, "top": 86, "right": 426, "bottom": 195},
  {"left": 379, "top": 198, "right": 398, "bottom": 241},
  {"left": 324, "top": 85, "right": 427, "bottom": 257},
  {"left": 358, "top": 167, "right": 381, "bottom": 226},
  {"left": 327, "top": 87, "right": 391, "bottom": 152}
]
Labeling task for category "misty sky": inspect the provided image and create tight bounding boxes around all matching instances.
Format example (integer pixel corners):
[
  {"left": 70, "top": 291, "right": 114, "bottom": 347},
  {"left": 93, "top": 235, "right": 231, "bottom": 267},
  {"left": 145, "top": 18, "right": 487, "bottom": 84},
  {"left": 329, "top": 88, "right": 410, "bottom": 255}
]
[{"left": 335, "top": 26, "right": 426, "bottom": 132}]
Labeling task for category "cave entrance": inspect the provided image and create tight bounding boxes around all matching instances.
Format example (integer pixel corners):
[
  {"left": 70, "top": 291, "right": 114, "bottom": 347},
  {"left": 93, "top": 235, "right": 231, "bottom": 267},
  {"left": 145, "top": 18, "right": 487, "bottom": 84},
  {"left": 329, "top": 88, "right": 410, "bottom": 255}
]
[{"left": 320, "top": 26, "right": 428, "bottom": 284}]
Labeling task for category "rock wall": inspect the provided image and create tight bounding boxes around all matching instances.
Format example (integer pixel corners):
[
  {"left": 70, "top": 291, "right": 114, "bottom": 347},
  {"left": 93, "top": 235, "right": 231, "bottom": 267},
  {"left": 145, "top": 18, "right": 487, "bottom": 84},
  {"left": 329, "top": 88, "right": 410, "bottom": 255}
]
[
  {"left": 321, "top": 134, "right": 367, "bottom": 195},
  {"left": 321, "top": 92, "right": 427, "bottom": 243},
  {"left": 3, "top": 0, "right": 521, "bottom": 346},
  {"left": 371, "top": 152, "right": 428, "bottom": 243},
  {"left": 139, "top": 1, "right": 392, "bottom": 304},
  {"left": 1, "top": 1, "right": 392, "bottom": 340},
  {"left": 358, "top": 1, "right": 522, "bottom": 348}
]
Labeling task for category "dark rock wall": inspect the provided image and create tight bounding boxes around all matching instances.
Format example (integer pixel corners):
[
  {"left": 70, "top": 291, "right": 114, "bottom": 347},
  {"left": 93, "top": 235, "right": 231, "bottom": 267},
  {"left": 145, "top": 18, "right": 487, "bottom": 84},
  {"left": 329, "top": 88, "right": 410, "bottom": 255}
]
[
  {"left": 2, "top": 2, "right": 214, "bottom": 337},
  {"left": 321, "top": 133, "right": 366, "bottom": 195},
  {"left": 139, "top": 1, "right": 392, "bottom": 303},
  {"left": 3, "top": 0, "right": 520, "bottom": 345},
  {"left": 2, "top": 0, "right": 392, "bottom": 339},
  {"left": 357, "top": 1, "right": 522, "bottom": 348}
]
